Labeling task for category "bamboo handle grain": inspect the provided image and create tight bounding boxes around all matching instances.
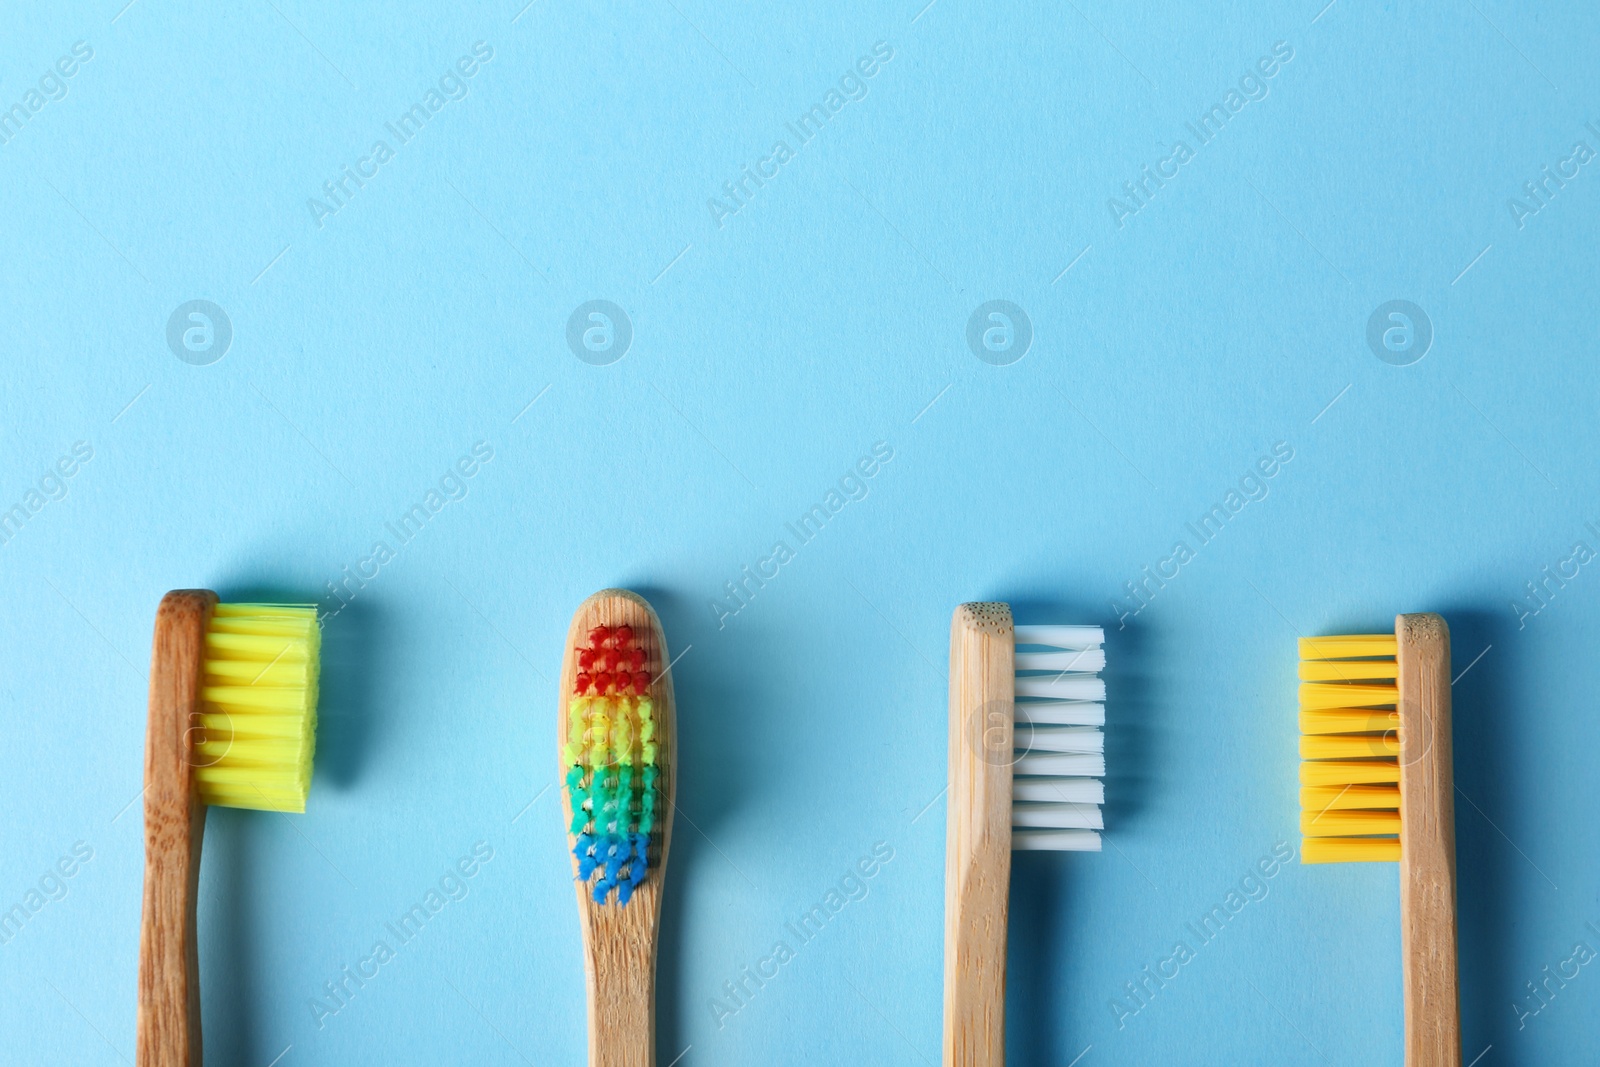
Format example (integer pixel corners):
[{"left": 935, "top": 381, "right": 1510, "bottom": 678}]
[
  {"left": 1396, "top": 613, "right": 1461, "bottom": 1066},
  {"left": 137, "top": 590, "right": 216, "bottom": 1067},
  {"left": 942, "top": 603, "right": 1016, "bottom": 1067},
  {"left": 584, "top": 912, "right": 657, "bottom": 1067},
  {"left": 559, "top": 590, "right": 675, "bottom": 1067}
]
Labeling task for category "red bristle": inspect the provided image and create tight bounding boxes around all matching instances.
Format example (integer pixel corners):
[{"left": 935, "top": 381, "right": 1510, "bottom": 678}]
[{"left": 576, "top": 622, "right": 649, "bottom": 695}]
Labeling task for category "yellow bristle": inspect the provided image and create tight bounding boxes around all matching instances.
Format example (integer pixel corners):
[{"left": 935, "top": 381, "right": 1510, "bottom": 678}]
[
  {"left": 192, "top": 603, "right": 320, "bottom": 813},
  {"left": 1299, "top": 635, "right": 1397, "bottom": 659},
  {"left": 1302, "top": 838, "right": 1401, "bottom": 863},
  {"left": 1298, "top": 681, "right": 1400, "bottom": 710},
  {"left": 1299, "top": 734, "right": 1401, "bottom": 760},
  {"left": 1300, "top": 810, "right": 1402, "bottom": 836},
  {"left": 1300, "top": 784, "right": 1400, "bottom": 812},
  {"left": 1299, "top": 708, "right": 1399, "bottom": 734},
  {"left": 1298, "top": 631, "right": 1399, "bottom": 863},
  {"left": 1300, "top": 760, "right": 1401, "bottom": 786},
  {"left": 1297, "top": 659, "right": 1398, "bottom": 681}
]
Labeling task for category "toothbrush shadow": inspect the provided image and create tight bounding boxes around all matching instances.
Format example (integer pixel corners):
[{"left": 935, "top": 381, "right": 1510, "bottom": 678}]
[
  {"left": 1098, "top": 619, "right": 1155, "bottom": 830},
  {"left": 1005, "top": 599, "right": 1157, "bottom": 1060},
  {"left": 314, "top": 599, "right": 380, "bottom": 789},
  {"left": 195, "top": 587, "right": 373, "bottom": 1059},
  {"left": 1443, "top": 607, "right": 1519, "bottom": 1060},
  {"left": 217, "top": 583, "right": 377, "bottom": 789},
  {"left": 628, "top": 584, "right": 749, "bottom": 1066},
  {"left": 1007, "top": 852, "right": 1073, "bottom": 1064},
  {"left": 198, "top": 807, "right": 259, "bottom": 1064}
]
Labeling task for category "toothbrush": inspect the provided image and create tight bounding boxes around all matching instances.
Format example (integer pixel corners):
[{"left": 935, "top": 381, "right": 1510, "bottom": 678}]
[
  {"left": 560, "top": 589, "right": 676, "bottom": 1067},
  {"left": 138, "top": 592, "right": 320, "bottom": 1065},
  {"left": 943, "top": 602, "right": 1105, "bottom": 1066},
  {"left": 1298, "top": 613, "right": 1459, "bottom": 1064}
]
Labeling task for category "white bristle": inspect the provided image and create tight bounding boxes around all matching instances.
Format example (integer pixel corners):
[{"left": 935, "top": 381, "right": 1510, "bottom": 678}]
[
  {"left": 1014, "top": 648, "right": 1106, "bottom": 672},
  {"left": 1013, "top": 778, "right": 1104, "bottom": 804},
  {"left": 1013, "top": 625, "right": 1103, "bottom": 649},
  {"left": 1013, "top": 829, "right": 1102, "bottom": 851},
  {"left": 1012, "top": 623, "right": 1105, "bottom": 851},
  {"left": 1014, "top": 724, "right": 1102, "bottom": 754},
  {"left": 1014, "top": 752, "right": 1104, "bottom": 777},
  {"left": 1016, "top": 700, "right": 1104, "bottom": 726},
  {"left": 1012, "top": 802, "right": 1103, "bottom": 829},
  {"left": 1015, "top": 675, "right": 1106, "bottom": 701}
]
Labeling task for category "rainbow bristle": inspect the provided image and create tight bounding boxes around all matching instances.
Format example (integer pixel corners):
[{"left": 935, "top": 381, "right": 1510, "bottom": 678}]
[
  {"left": 566, "top": 624, "right": 658, "bottom": 904},
  {"left": 192, "top": 603, "right": 320, "bottom": 813},
  {"left": 1298, "top": 633, "right": 1401, "bottom": 863}
]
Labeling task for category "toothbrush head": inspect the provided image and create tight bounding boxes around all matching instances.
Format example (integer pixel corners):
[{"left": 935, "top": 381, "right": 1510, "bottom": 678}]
[
  {"left": 1298, "top": 633, "right": 1401, "bottom": 862},
  {"left": 560, "top": 590, "right": 674, "bottom": 906},
  {"left": 1010, "top": 625, "right": 1106, "bottom": 851},
  {"left": 191, "top": 602, "right": 321, "bottom": 813}
]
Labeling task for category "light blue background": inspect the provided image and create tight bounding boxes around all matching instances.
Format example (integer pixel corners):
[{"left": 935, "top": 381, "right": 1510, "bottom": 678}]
[{"left": 2, "top": 1, "right": 1597, "bottom": 1063}]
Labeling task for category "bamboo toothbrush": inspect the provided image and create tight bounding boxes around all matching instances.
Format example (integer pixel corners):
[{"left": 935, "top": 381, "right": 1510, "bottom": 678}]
[
  {"left": 1298, "top": 613, "right": 1459, "bottom": 1065},
  {"left": 943, "top": 603, "right": 1105, "bottom": 1067},
  {"left": 138, "top": 591, "right": 320, "bottom": 1065},
  {"left": 559, "top": 589, "right": 676, "bottom": 1067}
]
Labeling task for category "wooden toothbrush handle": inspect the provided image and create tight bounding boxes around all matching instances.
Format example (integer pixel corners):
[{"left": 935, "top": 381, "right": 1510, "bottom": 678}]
[
  {"left": 584, "top": 909, "right": 657, "bottom": 1067},
  {"left": 943, "top": 604, "right": 1016, "bottom": 1067},
  {"left": 137, "top": 590, "right": 215, "bottom": 1067},
  {"left": 1396, "top": 613, "right": 1461, "bottom": 1066}
]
